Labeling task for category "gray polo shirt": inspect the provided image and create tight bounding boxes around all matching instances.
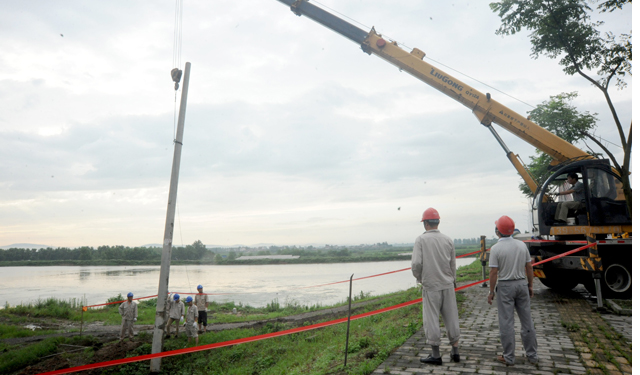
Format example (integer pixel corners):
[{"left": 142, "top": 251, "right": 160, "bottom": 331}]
[
  {"left": 572, "top": 181, "right": 585, "bottom": 201},
  {"left": 488, "top": 237, "right": 530, "bottom": 281}
]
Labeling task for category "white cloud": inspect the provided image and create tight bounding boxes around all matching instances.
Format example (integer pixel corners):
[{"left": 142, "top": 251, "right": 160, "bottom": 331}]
[{"left": 0, "top": 0, "right": 631, "bottom": 247}]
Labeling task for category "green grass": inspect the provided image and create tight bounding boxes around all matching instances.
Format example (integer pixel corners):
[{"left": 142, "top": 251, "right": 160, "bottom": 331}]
[
  {"left": 0, "top": 324, "right": 58, "bottom": 339},
  {"left": 456, "top": 258, "right": 483, "bottom": 282},
  {"left": 610, "top": 299, "right": 632, "bottom": 309},
  {"left": 4, "top": 297, "right": 85, "bottom": 319},
  {"left": 0, "top": 337, "right": 63, "bottom": 373},
  {"left": 0, "top": 287, "right": 428, "bottom": 375},
  {"left": 102, "top": 287, "right": 428, "bottom": 375}
]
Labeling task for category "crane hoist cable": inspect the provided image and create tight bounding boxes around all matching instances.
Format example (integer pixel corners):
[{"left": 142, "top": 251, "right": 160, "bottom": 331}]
[
  {"left": 171, "top": 0, "right": 184, "bottom": 91},
  {"left": 171, "top": 0, "right": 184, "bottom": 140},
  {"left": 168, "top": 0, "right": 192, "bottom": 293}
]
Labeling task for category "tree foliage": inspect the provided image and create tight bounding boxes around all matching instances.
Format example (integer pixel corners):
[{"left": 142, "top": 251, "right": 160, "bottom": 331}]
[
  {"left": 0, "top": 240, "right": 209, "bottom": 262},
  {"left": 519, "top": 92, "right": 598, "bottom": 196},
  {"left": 490, "top": 0, "right": 631, "bottom": 213},
  {"left": 490, "top": 0, "right": 631, "bottom": 89}
]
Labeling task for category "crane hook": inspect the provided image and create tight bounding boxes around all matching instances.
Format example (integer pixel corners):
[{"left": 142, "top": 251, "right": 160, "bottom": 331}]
[{"left": 171, "top": 68, "right": 183, "bottom": 90}]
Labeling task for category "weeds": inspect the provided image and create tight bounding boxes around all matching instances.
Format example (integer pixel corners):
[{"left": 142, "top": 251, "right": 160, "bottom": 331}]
[
  {"left": 0, "top": 337, "right": 62, "bottom": 373},
  {"left": 4, "top": 297, "right": 85, "bottom": 319},
  {"left": 561, "top": 321, "right": 580, "bottom": 332}
]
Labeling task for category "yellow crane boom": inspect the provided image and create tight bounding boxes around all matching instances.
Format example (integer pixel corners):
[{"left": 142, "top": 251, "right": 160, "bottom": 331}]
[{"left": 281, "top": 0, "right": 594, "bottom": 193}]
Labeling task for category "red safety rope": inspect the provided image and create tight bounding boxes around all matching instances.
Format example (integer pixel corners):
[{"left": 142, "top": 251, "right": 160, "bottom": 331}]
[
  {"left": 455, "top": 242, "right": 596, "bottom": 291},
  {"left": 41, "top": 243, "right": 594, "bottom": 375},
  {"left": 40, "top": 297, "right": 423, "bottom": 375},
  {"left": 84, "top": 294, "right": 161, "bottom": 309}
]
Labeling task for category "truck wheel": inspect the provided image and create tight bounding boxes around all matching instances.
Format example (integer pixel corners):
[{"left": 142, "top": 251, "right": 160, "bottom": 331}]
[
  {"left": 602, "top": 263, "right": 632, "bottom": 299},
  {"left": 581, "top": 263, "right": 631, "bottom": 299},
  {"left": 538, "top": 271, "right": 579, "bottom": 291}
]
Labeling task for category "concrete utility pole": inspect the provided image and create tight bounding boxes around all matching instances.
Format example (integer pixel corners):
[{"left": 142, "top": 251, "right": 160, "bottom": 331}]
[{"left": 150, "top": 62, "right": 191, "bottom": 372}]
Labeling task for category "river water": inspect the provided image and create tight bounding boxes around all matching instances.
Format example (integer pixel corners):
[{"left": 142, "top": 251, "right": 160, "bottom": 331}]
[{"left": 0, "top": 258, "right": 475, "bottom": 308}]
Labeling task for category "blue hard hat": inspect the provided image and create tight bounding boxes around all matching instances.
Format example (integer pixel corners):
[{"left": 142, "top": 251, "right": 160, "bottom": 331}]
[
  {"left": 173, "top": 294, "right": 180, "bottom": 300},
  {"left": 186, "top": 296, "right": 193, "bottom": 303},
  {"left": 197, "top": 285, "right": 203, "bottom": 290},
  {"left": 127, "top": 292, "right": 133, "bottom": 298}
]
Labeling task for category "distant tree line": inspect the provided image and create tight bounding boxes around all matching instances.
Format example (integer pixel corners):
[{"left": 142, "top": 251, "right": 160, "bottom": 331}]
[{"left": 0, "top": 240, "right": 209, "bottom": 262}]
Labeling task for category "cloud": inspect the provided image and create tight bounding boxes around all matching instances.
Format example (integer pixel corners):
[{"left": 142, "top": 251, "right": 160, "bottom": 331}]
[{"left": 0, "top": 0, "right": 631, "bottom": 247}]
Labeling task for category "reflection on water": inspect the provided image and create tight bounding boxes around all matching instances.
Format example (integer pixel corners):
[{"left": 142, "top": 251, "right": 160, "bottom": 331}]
[
  {"left": 79, "top": 271, "right": 91, "bottom": 281},
  {"left": 102, "top": 268, "right": 157, "bottom": 277},
  {"left": 0, "top": 259, "right": 476, "bottom": 308}
]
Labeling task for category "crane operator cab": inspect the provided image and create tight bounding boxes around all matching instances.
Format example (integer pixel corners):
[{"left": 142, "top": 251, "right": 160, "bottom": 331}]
[{"left": 533, "top": 159, "right": 631, "bottom": 239}]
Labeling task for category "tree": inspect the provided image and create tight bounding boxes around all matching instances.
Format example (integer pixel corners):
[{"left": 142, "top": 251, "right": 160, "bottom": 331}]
[
  {"left": 520, "top": 92, "right": 598, "bottom": 197},
  {"left": 77, "top": 246, "right": 94, "bottom": 261},
  {"left": 490, "top": 0, "right": 632, "bottom": 215}
]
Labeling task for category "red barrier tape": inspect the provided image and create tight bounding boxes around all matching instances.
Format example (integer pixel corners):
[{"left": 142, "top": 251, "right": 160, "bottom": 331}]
[
  {"left": 84, "top": 294, "right": 160, "bottom": 309},
  {"left": 41, "top": 297, "right": 423, "bottom": 375},
  {"left": 531, "top": 242, "right": 594, "bottom": 266},
  {"left": 46, "top": 245, "right": 539, "bottom": 374},
  {"left": 453, "top": 242, "right": 596, "bottom": 292},
  {"left": 457, "top": 249, "right": 483, "bottom": 258},
  {"left": 295, "top": 248, "right": 485, "bottom": 289}
]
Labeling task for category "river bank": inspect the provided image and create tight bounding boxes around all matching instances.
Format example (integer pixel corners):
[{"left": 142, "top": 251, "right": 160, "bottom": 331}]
[
  {"left": 0, "top": 253, "right": 411, "bottom": 267},
  {"left": 0, "top": 259, "right": 476, "bottom": 309}
]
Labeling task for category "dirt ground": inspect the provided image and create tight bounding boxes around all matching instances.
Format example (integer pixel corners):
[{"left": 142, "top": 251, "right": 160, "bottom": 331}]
[
  {"left": 1, "top": 297, "right": 383, "bottom": 346},
  {"left": 16, "top": 340, "right": 142, "bottom": 375}
]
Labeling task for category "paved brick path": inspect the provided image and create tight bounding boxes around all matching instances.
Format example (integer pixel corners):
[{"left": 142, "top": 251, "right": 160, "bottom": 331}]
[
  {"left": 600, "top": 314, "right": 632, "bottom": 344},
  {"left": 373, "top": 280, "right": 631, "bottom": 375}
]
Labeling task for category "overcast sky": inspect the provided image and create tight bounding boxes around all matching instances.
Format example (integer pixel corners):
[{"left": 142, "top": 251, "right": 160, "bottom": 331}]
[{"left": 0, "top": 0, "right": 632, "bottom": 248}]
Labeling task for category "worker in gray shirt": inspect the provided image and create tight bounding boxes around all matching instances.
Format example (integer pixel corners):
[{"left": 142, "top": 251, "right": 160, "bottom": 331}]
[
  {"left": 411, "top": 207, "right": 460, "bottom": 365},
  {"left": 118, "top": 292, "right": 138, "bottom": 341},
  {"left": 488, "top": 215, "right": 538, "bottom": 366},
  {"left": 165, "top": 294, "right": 185, "bottom": 338},
  {"left": 554, "top": 172, "right": 585, "bottom": 223}
]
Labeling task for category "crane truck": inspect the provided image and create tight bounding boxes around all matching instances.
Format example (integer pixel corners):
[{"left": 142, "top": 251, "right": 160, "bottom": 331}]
[{"left": 277, "top": 0, "right": 632, "bottom": 301}]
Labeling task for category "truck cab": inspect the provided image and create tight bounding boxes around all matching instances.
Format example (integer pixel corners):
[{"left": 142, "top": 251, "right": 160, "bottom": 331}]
[
  {"left": 534, "top": 159, "right": 631, "bottom": 239},
  {"left": 528, "top": 159, "right": 631, "bottom": 298}
]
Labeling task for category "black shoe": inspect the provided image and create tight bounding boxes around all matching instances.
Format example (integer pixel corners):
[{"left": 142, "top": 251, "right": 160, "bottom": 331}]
[
  {"left": 450, "top": 353, "right": 460, "bottom": 362},
  {"left": 420, "top": 355, "right": 443, "bottom": 365}
]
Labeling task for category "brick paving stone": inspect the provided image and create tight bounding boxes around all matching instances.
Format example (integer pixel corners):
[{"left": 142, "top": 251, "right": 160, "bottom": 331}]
[
  {"left": 601, "top": 314, "right": 632, "bottom": 344},
  {"left": 372, "top": 276, "right": 632, "bottom": 375},
  {"left": 372, "top": 279, "right": 589, "bottom": 375}
]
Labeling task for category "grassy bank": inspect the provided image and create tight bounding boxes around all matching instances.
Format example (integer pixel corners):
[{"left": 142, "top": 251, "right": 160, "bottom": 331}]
[
  {"left": 2, "top": 290, "right": 389, "bottom": 326},
  {"left": 0, "top": 260, "right": 484, "bottom": 374}
]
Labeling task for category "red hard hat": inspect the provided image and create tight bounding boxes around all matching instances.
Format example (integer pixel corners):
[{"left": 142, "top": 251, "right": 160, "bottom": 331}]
[
  {"left": 421, "top": 207, "right": 440, "bottom": 221},
  {"left": 495, "top": 215, "right": 515, "bottom": 235}
]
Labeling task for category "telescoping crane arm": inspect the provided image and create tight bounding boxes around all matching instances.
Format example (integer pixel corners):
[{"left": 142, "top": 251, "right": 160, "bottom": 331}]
[{"left": 277, "top": 0, "right": 594, "bottom": 192}]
